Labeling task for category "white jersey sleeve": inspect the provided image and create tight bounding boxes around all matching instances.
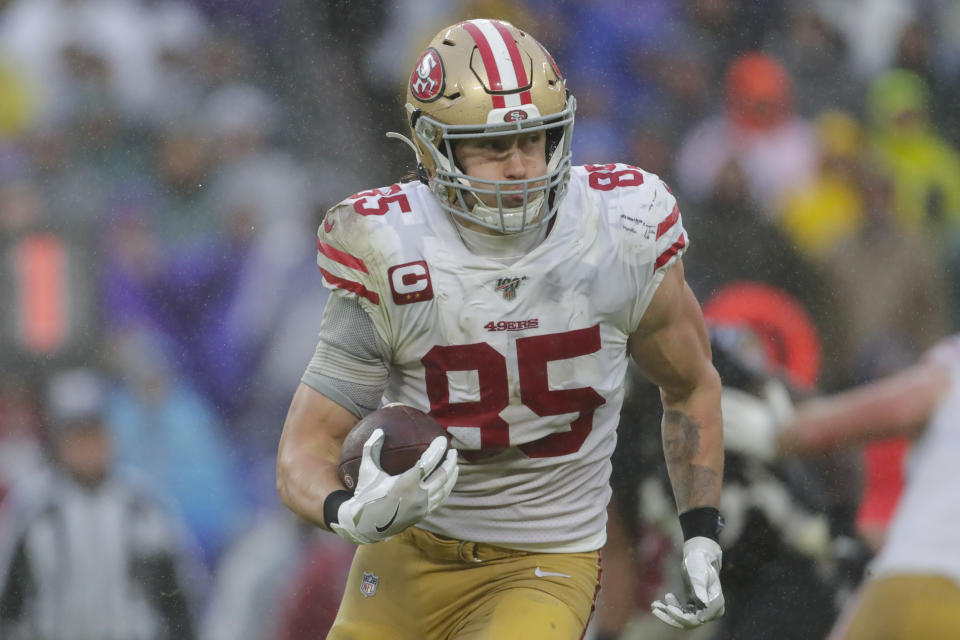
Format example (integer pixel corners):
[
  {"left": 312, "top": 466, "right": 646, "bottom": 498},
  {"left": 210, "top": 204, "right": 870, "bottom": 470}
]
[
  {"left": 575, "top": 163, "right": 688, "bottom": 333},
  {"left": 315, "top": 184, "right": 412, "bottom": 348},
  {"left": 871, "top": 333, "right": 960, "bottom": 584}
]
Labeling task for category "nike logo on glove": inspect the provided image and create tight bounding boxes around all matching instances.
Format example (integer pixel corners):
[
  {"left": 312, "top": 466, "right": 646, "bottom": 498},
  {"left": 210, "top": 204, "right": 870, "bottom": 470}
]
[
  {"left": 534, "top": 567, "right": 571, "bottom": 578},
  {"left": 375, "top": 502, "right": 401, "bottom": 533}
]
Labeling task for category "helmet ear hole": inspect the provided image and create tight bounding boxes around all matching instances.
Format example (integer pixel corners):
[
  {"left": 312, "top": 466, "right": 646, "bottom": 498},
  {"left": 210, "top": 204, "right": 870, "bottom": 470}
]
[
  {"left": 409, "top": 108, "right": 423, "bottom": 128},
  {"left": 545, "top": 128, "right": 563, "bottom": 161}
]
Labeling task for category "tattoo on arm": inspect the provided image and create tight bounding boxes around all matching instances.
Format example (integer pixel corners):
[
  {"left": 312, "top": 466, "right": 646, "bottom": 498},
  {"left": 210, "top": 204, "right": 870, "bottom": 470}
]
[
  {"left": 663, "top": 410, "right": 700, "bottom": 463},
  {"left": 662, "top": 410, "right": 719, "bottom": 509}
]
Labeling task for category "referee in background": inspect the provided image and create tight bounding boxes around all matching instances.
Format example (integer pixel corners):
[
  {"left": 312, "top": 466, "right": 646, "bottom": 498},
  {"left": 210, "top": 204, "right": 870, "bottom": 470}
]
[{"left": 0, "top": 368, "right": 198, "bottom": 640}]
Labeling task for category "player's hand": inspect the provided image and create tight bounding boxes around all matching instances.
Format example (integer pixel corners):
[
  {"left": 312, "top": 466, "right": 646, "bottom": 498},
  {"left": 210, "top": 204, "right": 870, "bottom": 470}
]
[
  {"left": 720, "top": 379, "right": 794, "bottom": 462},
  {"left": 651, "top": 537, "right": 725, "bottom": 629},
  {"left": 331, "top": 428, "right": 459, "bottom": 544}
]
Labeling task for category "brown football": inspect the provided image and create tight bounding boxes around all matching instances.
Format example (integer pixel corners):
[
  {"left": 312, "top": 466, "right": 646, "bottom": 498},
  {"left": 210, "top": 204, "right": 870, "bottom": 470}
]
[{"left": 337, "top": 404, "right": 450, "bottom": 493}]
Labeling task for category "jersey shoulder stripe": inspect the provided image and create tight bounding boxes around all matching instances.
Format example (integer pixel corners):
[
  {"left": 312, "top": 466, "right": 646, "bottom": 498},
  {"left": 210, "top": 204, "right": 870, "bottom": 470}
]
[
  {"left": 656, "top": 203, "right": 680, "bottom": 238},
  {"left": 318, "top": 240, "right": 369, "bottom": 273},
  {"left": 318, "top": 267, "right": 380, "bottom": 304},
  {"left": 315, "top": 184, "right": 408, "bottom": 305},
  {"left": 654, "top": 201, "right": 687, "bottom": 269},
  {"left": 655, "top": 232, "right": 687, "bottom": 270}
]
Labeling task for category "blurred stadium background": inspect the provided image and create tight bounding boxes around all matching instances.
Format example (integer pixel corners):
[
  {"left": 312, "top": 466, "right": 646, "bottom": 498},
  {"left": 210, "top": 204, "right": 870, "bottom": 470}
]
[{"left": 0, "top": 0, "right": 958, "bottom": 639}]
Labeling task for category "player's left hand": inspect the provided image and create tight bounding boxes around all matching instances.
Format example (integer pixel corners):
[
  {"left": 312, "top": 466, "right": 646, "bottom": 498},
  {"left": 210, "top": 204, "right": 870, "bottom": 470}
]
[
  {"left": 331, "top": 429, "right": 458, "bottom": 545},
  {"left": 651, "top": 537, "right": 725, "bottom": 629}
]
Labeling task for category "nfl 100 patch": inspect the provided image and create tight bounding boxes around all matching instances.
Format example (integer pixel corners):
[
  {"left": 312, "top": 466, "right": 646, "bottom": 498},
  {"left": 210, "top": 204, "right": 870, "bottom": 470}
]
[{"left": 495, "top": 276, "right": 526, "bottom": 301}]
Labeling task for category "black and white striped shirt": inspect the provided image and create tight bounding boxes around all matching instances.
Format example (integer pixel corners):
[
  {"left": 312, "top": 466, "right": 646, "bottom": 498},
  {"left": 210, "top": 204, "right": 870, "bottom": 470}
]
[{"left": 0, "top": 467, "right": 197, "bottom": 640}]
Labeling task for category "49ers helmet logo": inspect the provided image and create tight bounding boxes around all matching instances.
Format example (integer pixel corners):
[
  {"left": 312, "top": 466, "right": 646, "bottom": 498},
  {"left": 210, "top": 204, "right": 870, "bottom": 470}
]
[{"left": 410, "top": 48, "right": 445, "bottom": 102}]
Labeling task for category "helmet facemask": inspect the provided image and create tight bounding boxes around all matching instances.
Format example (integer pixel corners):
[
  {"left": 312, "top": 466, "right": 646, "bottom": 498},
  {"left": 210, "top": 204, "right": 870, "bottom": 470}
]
[{"left": 411, "top": 97, "right": 575, "bottom": 234}]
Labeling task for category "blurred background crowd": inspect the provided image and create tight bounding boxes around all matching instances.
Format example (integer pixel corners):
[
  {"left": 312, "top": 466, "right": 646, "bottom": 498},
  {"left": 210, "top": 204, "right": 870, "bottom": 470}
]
[{"left": 0, "top": 0, "right": 958, "bottom": 639}]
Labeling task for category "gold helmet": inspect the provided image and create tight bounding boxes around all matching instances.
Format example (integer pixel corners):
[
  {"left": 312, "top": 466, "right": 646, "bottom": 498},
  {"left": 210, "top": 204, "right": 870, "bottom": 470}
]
[{"left": 402, "top": 19, "right": 575, "bottom": 233}]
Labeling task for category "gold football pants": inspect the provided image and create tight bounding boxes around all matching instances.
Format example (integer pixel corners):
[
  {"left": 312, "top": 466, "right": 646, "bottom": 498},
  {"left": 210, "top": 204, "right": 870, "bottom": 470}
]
[
  {"left": 327, "top": 526, "right": 602, "bottom": 640},
  {"left": 842, "top": 574, "right": 960, "bottom": 640}
]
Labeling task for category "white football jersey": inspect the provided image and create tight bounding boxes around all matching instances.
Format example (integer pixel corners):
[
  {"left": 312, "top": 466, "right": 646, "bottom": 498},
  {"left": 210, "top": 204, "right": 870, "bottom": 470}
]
[
  {"left": 871, "top": 335, "right": 960, "bottom": 584},
  {"left": 316, "top": 164, "right": 687, "bottom": 552}
]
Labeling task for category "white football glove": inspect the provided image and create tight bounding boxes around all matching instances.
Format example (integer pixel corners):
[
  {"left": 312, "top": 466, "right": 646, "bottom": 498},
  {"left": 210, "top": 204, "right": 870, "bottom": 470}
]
[
  {"left": 331, "top": 428, "right": 459, "bottom": 545},
  {"left": 652, "top": 537, "right": 725, "bottom": 629},
  {"left": 721, "top": 379, "right": 794, "bottom": 462}
]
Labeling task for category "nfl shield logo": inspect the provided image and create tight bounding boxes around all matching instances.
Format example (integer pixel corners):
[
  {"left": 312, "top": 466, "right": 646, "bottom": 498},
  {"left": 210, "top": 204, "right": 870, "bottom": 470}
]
[
  {"left": 495, "top": 276, "right": 525, "bottom": 301},
  {"left": 360, "top": 572, "right": 379, "bottom": 598}
]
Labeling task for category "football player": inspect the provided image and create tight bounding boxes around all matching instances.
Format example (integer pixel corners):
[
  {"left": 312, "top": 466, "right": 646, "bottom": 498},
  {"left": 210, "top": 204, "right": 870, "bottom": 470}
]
[
  {"left": 730, "top": 335, "right": 960, "bottom": 640},
  {"left": 600, "top": 324, "right": 853, "bottom": 640},
  {"left": 276, "top": 19, "right": 724, "bottom": 639}
]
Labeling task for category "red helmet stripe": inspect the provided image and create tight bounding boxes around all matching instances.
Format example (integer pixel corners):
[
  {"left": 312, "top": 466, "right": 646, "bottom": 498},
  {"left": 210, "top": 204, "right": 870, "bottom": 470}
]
[
  {"left": 461, "top": 21, "right": 506, "bottom": 108},
  {"left": 491, "top": 20, "right": 532, "bottom": 104}
]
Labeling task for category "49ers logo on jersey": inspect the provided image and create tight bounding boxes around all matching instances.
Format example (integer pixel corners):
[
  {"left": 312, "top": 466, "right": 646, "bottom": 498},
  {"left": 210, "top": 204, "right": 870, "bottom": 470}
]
[
  {"left": 410, "top": 48, "right": 444, "bottom": 102},
  {"left": 388, "top": 261, "right": 434, "bottom": 305}
]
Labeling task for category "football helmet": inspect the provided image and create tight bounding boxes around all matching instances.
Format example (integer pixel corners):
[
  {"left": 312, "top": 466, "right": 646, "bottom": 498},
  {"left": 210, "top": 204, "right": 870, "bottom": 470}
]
[{"left": 401, "top": 19, "right": 575, "bottom": 233}]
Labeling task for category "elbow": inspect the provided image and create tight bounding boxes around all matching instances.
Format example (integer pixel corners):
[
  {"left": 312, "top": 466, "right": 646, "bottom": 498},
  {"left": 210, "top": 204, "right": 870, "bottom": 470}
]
[
  {"left": 662, "top": 362, "right": 722, "bottom": 408},
  {"left": 699, "top": 363, "right": 722, "bottom": 395},
  {"left": 275, "top": 444, "right": 297, "bottom": 509}
]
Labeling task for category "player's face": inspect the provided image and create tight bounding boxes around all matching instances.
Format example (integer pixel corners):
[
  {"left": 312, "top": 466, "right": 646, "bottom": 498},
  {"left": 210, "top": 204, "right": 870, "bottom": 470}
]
[
  {"left": 56, "top": 422, "right": 111, "bottom": 487},
  {"left": 454, "top": 131, "right": 548, "bottom": 208}
]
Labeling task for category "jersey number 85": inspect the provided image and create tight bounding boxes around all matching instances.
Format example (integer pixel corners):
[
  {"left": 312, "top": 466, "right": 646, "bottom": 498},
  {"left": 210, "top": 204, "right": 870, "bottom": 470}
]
[{"left": 422, "top": 325, "right": 604, "bottom": 460}]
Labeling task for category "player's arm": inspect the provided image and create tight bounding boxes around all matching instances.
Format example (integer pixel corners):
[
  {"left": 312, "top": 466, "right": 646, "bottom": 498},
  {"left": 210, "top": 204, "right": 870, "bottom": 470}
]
[
  {"left": 276, "top": 294, "right": 458, "bottom": 544},
  {"left": 277, "top": 290, "right": 386, "bottom": 532},
  {"left": 277, "top": 383, "right": 359, "bottom": 530},
  {"left": 778, "top": 360, "right": 950, "bottom": 456},
  {"left": 629, "top": 260, "right": 725, "bottom": 630},
  {"left": 628, "top": 260, "right": 723, "bottom": 514}
]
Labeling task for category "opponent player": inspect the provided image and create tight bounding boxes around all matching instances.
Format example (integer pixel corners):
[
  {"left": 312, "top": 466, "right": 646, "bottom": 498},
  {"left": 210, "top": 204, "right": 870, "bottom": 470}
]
[
  {"left": 276, "top": 19, "right": 724, "bottom": 639},
  {"left": 725, "top": 334, "right": 960, "bottom": 639},
  {"left": 781, "top": 337, "right": 960, "bottom": 639}
]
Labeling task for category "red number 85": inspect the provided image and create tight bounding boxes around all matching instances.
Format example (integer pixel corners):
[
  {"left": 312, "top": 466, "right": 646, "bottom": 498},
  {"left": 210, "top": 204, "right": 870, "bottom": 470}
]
[{"left": 421, "top": 326, "right": 605, "bottom": 460}]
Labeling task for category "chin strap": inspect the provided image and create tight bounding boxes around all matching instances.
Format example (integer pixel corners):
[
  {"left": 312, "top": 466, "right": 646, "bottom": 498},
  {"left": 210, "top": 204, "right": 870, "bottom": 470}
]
[{"left": 469, "top": 194, "right": 546, "bottom": 233}]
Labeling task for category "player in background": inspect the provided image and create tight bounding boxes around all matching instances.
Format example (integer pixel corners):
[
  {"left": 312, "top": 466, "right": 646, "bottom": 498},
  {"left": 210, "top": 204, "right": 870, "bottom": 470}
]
[
  {"left": 724, "top": 334, "right": 960, "bottom": 639},
  {"left": 599, "top": 320, "right": 860, "bottom": 640},
  {"left": 276, "top": 19, "right": 724, "bottom": 639}
]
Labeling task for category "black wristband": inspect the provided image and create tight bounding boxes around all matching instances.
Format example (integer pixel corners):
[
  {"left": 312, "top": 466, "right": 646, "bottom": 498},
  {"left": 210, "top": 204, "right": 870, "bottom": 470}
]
[
  {"left": 679, "top": 507, "right": 724, "bottom": 542},
  {"left": 323, "top": 489, "right": 352, "bottom": 528}
]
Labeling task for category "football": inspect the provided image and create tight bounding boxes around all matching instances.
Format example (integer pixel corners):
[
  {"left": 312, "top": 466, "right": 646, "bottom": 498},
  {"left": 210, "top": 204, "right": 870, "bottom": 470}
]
[{"left": 337, "top": 404, "right": 450, "bottom": 492}]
